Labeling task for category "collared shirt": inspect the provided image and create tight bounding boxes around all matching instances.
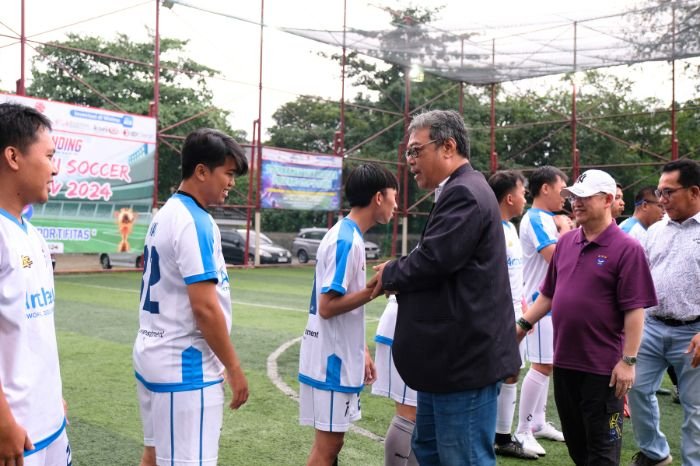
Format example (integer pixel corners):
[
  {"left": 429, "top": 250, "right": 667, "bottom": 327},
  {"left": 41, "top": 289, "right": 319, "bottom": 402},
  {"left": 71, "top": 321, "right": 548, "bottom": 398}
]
[
  {"left": 541, "top": 221, "right": 657, "bottom": 375},
  {"left": 434, "top": 177, "right": 450, "bottom": 202},
  {"left": 644, "top": 211, "right": 700, "bottom": 321}
]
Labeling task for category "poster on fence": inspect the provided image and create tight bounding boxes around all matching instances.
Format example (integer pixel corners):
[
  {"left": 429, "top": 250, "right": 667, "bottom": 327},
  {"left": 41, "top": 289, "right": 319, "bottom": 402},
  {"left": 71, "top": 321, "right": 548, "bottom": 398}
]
[
  {"left": 260, "top": 147, "right": 342, "bottom": 211},
  {"left": 0, "top": 93, "right": 156, "bottom": 254}
]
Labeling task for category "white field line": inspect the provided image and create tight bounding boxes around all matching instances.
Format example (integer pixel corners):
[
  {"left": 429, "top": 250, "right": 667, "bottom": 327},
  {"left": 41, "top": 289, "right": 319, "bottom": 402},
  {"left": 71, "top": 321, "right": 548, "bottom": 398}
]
[{"left": 266, "top": 337, "right": 384, "bottom": 443}]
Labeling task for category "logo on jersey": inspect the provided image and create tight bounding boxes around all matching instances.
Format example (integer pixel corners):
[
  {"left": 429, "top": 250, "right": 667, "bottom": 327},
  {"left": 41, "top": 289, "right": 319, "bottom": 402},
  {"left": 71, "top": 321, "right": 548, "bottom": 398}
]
[
  {"left": 596, "top": 255, "right": 608, "bottom": 266},
  {"left": 149, "top": 222, "right": 158, "bottom": 237},
  {"left": 21, "top": 255, "right": 33, "bottom": 268},
  {"left": 304, "top": 328, "right": 319, "bottom": 338}
]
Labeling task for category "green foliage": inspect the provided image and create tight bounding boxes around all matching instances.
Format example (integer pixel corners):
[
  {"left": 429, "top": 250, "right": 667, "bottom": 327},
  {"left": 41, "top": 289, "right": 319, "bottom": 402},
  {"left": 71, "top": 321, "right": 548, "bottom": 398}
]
[{"left": 27, "top": 33, "right": 247, "bottom": 202}]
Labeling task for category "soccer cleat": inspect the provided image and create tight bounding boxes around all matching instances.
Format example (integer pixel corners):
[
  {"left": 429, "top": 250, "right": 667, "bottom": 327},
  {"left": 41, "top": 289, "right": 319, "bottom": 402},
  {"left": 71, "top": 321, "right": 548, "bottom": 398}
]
[
  {"left": 514, "top": 431, "right": 546, "bottom": 456},
  {"left": 672, "top": 385, "right": 680, "bottom": 404},
  {"left": 629, "top": 451, "right": 673, "bottom": 466},
  {"left": 532, "top": 422, "right": 565, "bottom": 442},
  {"left": 495, "top": 438, "right": 540, "bottom": 460}
]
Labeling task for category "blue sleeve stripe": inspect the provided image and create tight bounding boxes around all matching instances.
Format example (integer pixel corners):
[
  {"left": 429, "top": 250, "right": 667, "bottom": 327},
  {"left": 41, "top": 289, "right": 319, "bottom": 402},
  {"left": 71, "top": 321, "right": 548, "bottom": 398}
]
[
  {"left": 184, "top": 271, "right": 219, "bottom": 284},
  {"left": 529, "top": 211, "right": 557, "bottom": 250},
  {"left": 535, "top": 239, "right": 557, "bottom": 252},
  {"left": 177, "top": 195, "right": 218, "bottom": 282},
  {"left": 329, "top": 221, "right": 355, "bottom": 296},
  {"left": 23, "top": 418, "right": 66, "bottom": 457},
  {"left": 135, "top": 371, "right": 223, "bottom": 392},
  {"left": 321, "top": 284, "right": 347, "bottom": 295},
  {"left": 375, "top": 335, "right": 393, "bottom": 346},
  {"left": 620, "top": 218, "right": 637, "bottom": 233}
]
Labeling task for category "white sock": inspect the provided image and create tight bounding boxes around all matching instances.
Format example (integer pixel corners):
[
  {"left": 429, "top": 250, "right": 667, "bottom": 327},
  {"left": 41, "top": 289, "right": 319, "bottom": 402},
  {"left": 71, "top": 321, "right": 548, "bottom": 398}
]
[
  {"left": 496, "top": 382, "right": 518, "bottom": 435},
  {"left": 517, "top": 368, "right": 548, "bottom": 434},
  {"left": 533, "top": 374, "right": 550, "bottom": 431}
]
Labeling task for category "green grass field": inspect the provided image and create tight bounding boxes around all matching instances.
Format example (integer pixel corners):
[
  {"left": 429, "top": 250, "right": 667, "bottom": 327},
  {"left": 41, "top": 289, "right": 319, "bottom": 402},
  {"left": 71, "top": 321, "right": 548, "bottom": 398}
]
[{"left": 54, "top": 267, "right": 684, "bottom": 465}]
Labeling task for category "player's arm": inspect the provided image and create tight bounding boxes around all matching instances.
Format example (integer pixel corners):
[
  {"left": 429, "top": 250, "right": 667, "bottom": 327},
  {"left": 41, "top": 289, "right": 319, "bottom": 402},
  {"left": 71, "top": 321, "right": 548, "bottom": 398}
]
[
  {"left": 609, "top": 307, "right": 644, "bottom": 398},
  {"left": 187, "top": 281, "right": 249, "bottom": 410},
  {"left": 364, "top": 345, "right": 377, "bottom": 384},
  {"left": 516, "top": 293, "right": 552, "bottom": 342},
  {"left": 0, "top": 387, "right": 33, "bottom": 465},
  {"left": 539, "top": 243, "right": 556, "bottom": 263},
  {"left": 318, "top": 287, "right": 373, "bottom": 319}
]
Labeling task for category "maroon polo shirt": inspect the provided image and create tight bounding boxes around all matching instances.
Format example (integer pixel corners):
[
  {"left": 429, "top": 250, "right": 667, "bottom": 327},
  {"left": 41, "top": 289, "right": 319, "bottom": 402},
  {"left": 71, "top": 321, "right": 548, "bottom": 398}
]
[{"left": 540, "top": 221, "right": 657, "bottom": 376}]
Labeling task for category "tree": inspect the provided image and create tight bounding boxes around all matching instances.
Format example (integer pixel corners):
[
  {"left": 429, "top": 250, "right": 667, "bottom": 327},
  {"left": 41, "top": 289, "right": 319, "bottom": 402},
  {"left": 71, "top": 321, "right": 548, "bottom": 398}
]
[{"left": 28, "top": 33, "right": 247, "bottom": 203}]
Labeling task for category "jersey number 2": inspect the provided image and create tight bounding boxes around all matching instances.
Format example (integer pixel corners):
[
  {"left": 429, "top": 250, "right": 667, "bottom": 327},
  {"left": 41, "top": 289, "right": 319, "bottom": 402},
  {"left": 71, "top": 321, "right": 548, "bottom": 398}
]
[{"left": 140, "top": 245, "right": 161, "bottom": 313}]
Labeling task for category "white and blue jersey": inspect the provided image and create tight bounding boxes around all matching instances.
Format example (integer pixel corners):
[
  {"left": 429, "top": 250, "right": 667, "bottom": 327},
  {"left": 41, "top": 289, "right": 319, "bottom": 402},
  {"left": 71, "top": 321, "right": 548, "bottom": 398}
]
[
  {"left": 520, "top": 208, "right": 558, "bottom": 305},
  {"left": 503, "top": 220, "right": 524, "bottom": 313},
  {"left": 0, "top": 209, "right": 66, "bottom": 457},
  {"left": 619, "top": 216, "right": 647, "bottom": 243},
  {"left": 133, "top": 192, "right": 231, "bottom": 392},
  {"left": 298, "top": 217, "right": 366, "bottom": 393}
]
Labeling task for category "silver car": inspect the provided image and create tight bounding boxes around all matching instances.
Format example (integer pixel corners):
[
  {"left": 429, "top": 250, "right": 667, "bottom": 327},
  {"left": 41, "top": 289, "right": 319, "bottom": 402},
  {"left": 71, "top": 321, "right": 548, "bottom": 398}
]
[{"left": 292, "top": 227, "right": 381, "bottom": 263}]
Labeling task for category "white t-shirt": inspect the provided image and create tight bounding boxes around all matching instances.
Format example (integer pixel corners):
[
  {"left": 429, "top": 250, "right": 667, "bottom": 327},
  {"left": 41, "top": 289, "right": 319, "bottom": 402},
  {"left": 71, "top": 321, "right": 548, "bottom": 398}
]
[
  {"left": 503, "top": 220, "right": 524, "bottom": 311},
  {"left": 133, "top": 193, "right": 231, "bottom": 391},
  {"left": 298, "top": 218, "right": 366, "bottom": 393},
  {"left": 520, "top": 208, "right": 558, "bottom": 304},
  {"left": 0, "top": 209, "right": 65, "bottom": 446},
  {"left": 619, "top": 216, "right": 647, "bottom": 243}
]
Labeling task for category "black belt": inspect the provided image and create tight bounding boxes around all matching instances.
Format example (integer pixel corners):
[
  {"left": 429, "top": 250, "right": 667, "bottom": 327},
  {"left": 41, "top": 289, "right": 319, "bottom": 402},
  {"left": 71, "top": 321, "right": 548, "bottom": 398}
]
[{"left": 653, "top": 315, "right": 700, "bottom": 327}]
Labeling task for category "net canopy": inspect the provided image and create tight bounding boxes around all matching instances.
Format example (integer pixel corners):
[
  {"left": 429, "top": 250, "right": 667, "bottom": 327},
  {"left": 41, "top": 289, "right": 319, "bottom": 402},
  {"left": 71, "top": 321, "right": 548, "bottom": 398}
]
[{"left": 283, "top": 1, "right": 700, "bottom": 85}]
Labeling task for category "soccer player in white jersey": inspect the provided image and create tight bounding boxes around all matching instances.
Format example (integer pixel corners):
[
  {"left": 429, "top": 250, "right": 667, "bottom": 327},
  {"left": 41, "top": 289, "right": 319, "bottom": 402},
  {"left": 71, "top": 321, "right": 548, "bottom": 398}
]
[
  {"left": 133, "top": 128, "right": 249, "bottom": 466},
  {"left": 487, "top": 170, "right": 539, "bottom": 460},
  {"left": 0, "top": 103, "right": 70, "bottom": 466},
  {"left": 372, "top": 296, "right": 419, "bottom": 466},
  {"left": 619, "top": 186, "right": 664, "bottom": 243},
  {"left": 515, "top": 166, "right": 569, "bottom": 456},
  {"left": 299, "top": 163, "right": 398, "bottom": 466}
]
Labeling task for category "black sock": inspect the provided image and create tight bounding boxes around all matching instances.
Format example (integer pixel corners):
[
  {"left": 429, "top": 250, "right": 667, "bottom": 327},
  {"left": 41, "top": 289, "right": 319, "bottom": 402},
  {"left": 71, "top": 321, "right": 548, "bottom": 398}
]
[{"left": 495, "top": 433, "right": 512, "bottom": 446}]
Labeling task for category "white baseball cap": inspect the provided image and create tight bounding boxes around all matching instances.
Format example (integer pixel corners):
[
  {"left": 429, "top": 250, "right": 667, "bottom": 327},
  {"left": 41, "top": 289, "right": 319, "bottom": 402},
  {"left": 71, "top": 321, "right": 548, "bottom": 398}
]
[{"left": 561, "top": 169, "right": 617, "bottom": 198}]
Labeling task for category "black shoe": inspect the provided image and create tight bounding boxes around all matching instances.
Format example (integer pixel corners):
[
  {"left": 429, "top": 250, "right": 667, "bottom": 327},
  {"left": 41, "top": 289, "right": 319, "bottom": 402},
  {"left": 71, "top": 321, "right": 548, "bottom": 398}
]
[
  {"left": 655, "top": 388, "right": 671, "bottom": 395},
  {"left": 629, "top": 451, "right": 672, "bottom": 466},
  {"left": 495, "top": 439, "right": 539, "bottom": 460}
]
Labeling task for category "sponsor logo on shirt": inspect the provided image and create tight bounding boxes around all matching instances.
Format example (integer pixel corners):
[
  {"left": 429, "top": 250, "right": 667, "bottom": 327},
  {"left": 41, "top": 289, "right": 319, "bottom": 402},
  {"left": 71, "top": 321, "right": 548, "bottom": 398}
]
[
  {"left": 507, "top": 256, "right": 523, "bottom": 268},
  {"left": 596, "top": 255, "right": 608, "bottom": 266},
  {"left": 304, "top": 328, "right": 319, "bottom": 338},
  {"left": 25, "top": 287, "right": 55, "bottom": 318},
  {"left": 139, "top": 328, "right": 165, "bottom": 338},
  {"left": 21, "top": 255, "right": 33, "bottom": 268}
]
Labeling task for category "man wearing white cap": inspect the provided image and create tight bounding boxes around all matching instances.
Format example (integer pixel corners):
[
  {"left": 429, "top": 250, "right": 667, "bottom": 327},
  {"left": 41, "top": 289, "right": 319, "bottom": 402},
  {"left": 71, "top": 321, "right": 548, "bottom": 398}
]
[{"left": 515, "top": 169, "right": 657, "bottom": 465}]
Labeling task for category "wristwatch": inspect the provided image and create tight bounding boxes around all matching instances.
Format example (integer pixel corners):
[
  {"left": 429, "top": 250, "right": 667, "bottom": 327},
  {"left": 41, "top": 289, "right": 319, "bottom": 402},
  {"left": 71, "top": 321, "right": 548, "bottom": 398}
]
[{"left": 622, "top": 355, "right": 637, "bottom": 366}]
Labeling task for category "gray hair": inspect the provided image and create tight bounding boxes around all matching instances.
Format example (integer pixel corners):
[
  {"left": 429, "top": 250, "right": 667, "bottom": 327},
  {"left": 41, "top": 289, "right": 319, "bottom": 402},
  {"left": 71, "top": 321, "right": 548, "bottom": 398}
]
[{"left": 408, "top": 110, "right": 470, "bottom": 159}]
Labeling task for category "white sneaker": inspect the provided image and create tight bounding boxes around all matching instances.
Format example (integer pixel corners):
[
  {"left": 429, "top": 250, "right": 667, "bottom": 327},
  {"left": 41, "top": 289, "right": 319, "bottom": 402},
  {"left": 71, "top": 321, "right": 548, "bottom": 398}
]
[
  {"left": 514, "top": 431, "right": 546, "bottom": 456},
  {"left": 533, "top": 422, "right": 565, "bottom": 442}
]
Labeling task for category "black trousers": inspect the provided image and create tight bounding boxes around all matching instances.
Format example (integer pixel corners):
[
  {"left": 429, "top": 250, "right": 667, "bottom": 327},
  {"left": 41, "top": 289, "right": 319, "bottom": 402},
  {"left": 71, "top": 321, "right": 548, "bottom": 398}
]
[{"left": 553, "top": 366, "right": 623, "bottom": 466}]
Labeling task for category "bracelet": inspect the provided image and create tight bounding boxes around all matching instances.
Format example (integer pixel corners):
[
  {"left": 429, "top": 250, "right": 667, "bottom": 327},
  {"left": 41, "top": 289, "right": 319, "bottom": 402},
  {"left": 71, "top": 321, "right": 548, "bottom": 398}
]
[{"left": 517, "top": 317, "right": 533, "bottom": 331}]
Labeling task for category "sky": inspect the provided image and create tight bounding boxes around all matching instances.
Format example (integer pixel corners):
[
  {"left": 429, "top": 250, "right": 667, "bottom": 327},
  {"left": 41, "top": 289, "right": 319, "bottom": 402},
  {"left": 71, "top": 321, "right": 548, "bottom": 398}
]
[{"left": 1, "top": 0, "right": 698, "bottom": 139}]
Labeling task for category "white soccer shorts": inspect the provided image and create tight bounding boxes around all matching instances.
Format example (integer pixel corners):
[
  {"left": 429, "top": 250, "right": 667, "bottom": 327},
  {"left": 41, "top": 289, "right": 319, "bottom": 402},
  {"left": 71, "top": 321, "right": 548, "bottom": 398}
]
[
  {"left": 299, "top": 383, "right": 361, "bottom": 433},
  {"left": 525, "top": 314, "right": 554, "bottom": 364},
  {"left": 24, "top": 429, "right": 71, "bottom": 466},
  {"left": 371, "top": 343, "right": 417, "bottom": 407},
  {"left": 137, "top": 380, "right": 224, "bottom": 466}
]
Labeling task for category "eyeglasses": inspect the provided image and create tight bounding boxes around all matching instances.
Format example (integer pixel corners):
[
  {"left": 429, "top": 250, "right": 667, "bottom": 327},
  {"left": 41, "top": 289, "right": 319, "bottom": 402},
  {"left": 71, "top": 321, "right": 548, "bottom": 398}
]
[
  {"left": 654, "top": 187, "right": 688, "bottom": 199},
  {"left": 567, "top": 192, "right": 607, "bottom": 204},
  {"left": 635, "top": 199, "right": 660, "bottom": 207},
  {"left": 405, "top": 140, "right": 437, "bottom": 159}
]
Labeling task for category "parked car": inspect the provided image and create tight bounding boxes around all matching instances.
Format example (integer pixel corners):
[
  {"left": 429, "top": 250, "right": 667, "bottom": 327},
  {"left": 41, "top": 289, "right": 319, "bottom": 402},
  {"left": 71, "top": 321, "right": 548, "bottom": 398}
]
[
  {"left": 220, "top": 229, "right": 292, "bottom": 265},
  {"left": 99, "top": 251, "right": 144, "bottom": 269},
  {"left": 292, "top": 227, "right": 381, "bottom": 263}
]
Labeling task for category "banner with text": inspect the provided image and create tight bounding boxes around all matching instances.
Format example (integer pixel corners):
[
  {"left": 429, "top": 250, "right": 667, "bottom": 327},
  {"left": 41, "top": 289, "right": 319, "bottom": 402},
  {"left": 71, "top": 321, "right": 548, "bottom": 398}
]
[
  {"left": 260, "top": 147, "right": 342, "bottom": 211},
  {"left": 0, "top": 93, "right": 156, "bottom": 254}
]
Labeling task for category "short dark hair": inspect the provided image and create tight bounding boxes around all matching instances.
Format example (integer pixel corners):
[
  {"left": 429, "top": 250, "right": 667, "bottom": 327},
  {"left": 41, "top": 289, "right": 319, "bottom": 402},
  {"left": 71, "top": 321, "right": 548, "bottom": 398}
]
[
  {"left": 181, "top": 128, "right": 248, "bottom": 179},
  {"left": 0, "top": 102, "right": 52, "bottom": 153},
  {"left": 488, "top": 170, "right": 526, "bottom": 203},
  {"left": 662, "top": 159, "right": 700, "bottom": 189},
  {"left": 634, "top": 186, "right": 657, "bottom": 205},
  {"left": 345, "top": 163, "right": 399, "bottom": 208},
  {"left": 408, "top": 110, "right": 470, "bottom": 159},
  {"left": 529, "top": 166, "right": 568, "bottom": 198}
]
